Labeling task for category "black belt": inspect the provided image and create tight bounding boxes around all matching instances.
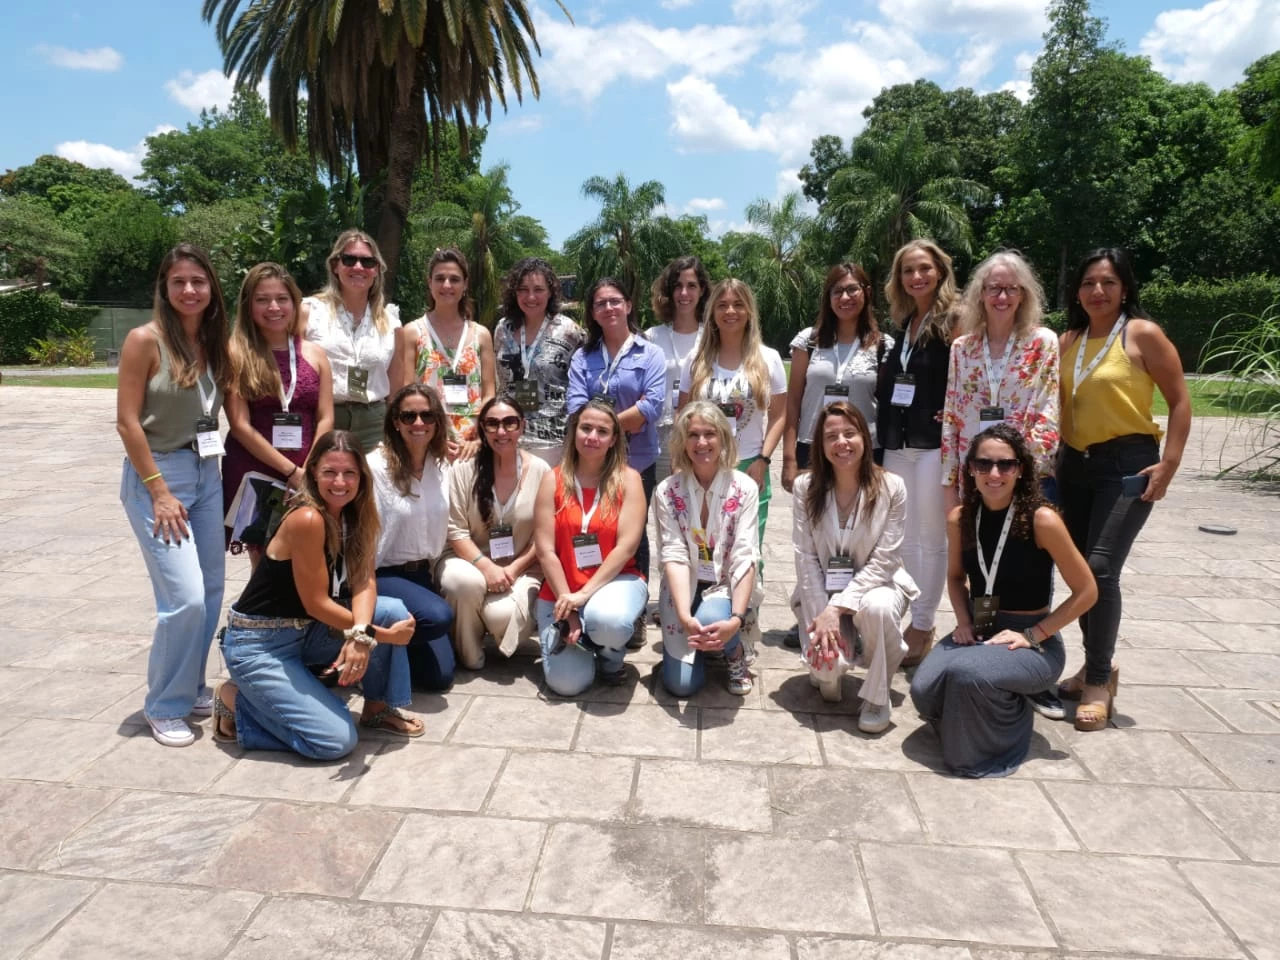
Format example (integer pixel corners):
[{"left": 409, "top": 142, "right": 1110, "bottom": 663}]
[{"left": 1069, "top": 433, "right": 1158, "bottom": 458}]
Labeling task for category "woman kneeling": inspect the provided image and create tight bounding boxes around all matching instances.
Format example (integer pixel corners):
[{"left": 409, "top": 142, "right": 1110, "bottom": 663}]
[
  {"left": 792, "top": 402, "right": 919, "bottom": 733},
  {"left": 656, "top": 402, "right": 760, "bottom": 698},
  {"left": 910, "top": 425, "right": 1096, "bottom": 777},
  {"left": 215, "top": 430, "right": 421, "bottom": 758}
]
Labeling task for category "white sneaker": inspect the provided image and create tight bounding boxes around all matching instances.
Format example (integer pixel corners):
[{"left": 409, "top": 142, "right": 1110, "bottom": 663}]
[
  {"left": 147, "top": 715, "right": 195, "bottom": 747},
  {"left": 726, "top": 647, "right": 753, "bottom": 696},
  {"left": 858, "top": 700, "right": 892, "bottom": 734},
  {"left": 190, "top": 692, "right": 214, "bottom": 717}
]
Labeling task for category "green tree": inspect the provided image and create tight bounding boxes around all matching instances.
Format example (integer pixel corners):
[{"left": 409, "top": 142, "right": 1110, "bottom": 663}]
[
  {"left": 80, "top": 194, "right": 178, "bottom": 302},
  {"left": 0, "top": 196, "right": 87, "bottom": 293},
  {"left": 797, "top": 134, "right": 852, "bottom": 205},
  {"left": 1236, "top": 51, "right": 1280, "bottom": 193},
  {"left": 0, "top": 155, "right": 133, "bottom": 206}
]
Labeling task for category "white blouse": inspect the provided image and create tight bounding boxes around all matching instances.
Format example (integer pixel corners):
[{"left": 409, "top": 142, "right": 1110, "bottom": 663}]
[
  {"left": 367, "top": 446, "right": 449, "bottom": 567},
  {"left": 305, "top": 296, "right": 400, "bottom": 403}
]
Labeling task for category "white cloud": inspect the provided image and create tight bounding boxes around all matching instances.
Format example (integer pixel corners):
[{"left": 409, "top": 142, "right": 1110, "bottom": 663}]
[
  {"left": 165, "top": 69, "right": 236, "bottom": 112},
  {"left": 876, "top": 0, "right": 1046, "bottom": 38},
  {"left": 953, "top": 37, "right": 1000, "bottom": 88},
  {"left": 685, "top": 196, "right": 725, "bottom": 213},
  {"left": 35, "top": 44, "right": 123, "bottom": 71},
  {"left": 494, "top": 113, "right": 545, "bottom": 134},
  {"left": 1140, "top": 0, "right": 1280, "bottom": 88},
  {"left": 999, "top": 79, "right": 1032, "bottom": 102},
  {"left": 55, "top": 125, "right": 176, "bottom": 181},
  {"left": 666, "top": 74, "right": 777, "bottom": 152}
]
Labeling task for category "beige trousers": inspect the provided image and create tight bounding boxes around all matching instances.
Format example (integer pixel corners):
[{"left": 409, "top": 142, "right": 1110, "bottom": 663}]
[
  {"left": 437, "top": 556, "right": 540, "bottom": 666},
  {"left": 807, "top": 585, "right": 909, "bottom": 706}
]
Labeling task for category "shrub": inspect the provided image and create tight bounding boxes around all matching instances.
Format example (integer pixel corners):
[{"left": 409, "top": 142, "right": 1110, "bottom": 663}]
[
  {"left": 1142, "top": 275, "right": 1280, "bottom": 371},
  {"left": 1200, "top": 301, "right": 1280, "bottom": 479},
  {"left": 0, "top": 290, "right": 101, "bottom": 364}
]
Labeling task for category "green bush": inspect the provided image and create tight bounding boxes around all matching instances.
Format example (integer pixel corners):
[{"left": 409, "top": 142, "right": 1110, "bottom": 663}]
[
  {"left": 0, "top": 290, "right": 101, "bottom": 364},
  {"left": 26, "top": 328, "right": 98, "bottom": 366},
  {"left": 1141, "top": 274, "right": 1280, "bottom": 371}
]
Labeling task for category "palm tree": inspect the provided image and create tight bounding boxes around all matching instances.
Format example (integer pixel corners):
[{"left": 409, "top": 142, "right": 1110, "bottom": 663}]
[
  {"left": 564, "top": 173, "right": 684, "bottom": 306},
  {"left": 824, "top": 122, "right": 989, "bottom": 283},
  {"left": 201, "top": 0, "right": 567, "bottom": 295}
]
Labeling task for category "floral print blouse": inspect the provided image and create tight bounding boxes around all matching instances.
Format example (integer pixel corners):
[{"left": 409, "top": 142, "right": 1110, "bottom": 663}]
[
  {"left": 940, "top": 327, "right": 1060, "bottom": 485},
  {"left": 413, "top": 317, "right": 483, "bottom": 443}
]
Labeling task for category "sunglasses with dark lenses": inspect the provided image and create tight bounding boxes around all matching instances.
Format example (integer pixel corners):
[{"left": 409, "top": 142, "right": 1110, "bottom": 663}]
[
  {"left": 482, "top": 415, "right": 523, "bottom": 433},
  {"left": 397, "top": 409, "right": 435, "bottom": 425},
  {"left": 339, "top": 254, "right": 379, "bottom": 269},
  {"left": 971, "top": 457, "right": 1020, "bottom": 475}
]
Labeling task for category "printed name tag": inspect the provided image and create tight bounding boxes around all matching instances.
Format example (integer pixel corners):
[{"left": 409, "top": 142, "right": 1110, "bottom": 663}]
[
  {"left": 823, "top": 384, "right": 850, "bottom": 405},
  {"left": 347, "top": 366, "right": 370, "bottom": 402},
  {"left": 696, "top": 542, "right": 716, "bottom": 583},
  {"left": 442, "top": 374, "right": 469, "bottom": 406},
  {"left": 979, "top": 406, "right": 1006, "bottom": 428},
  {"left": 271, "top": 412, "right": 304, "bottom": 450},
  {"left": 572, "top": 533, "right": 603, "bottom": 569},
  {"left": 670, "top": 386, "right": 681, "bottom": 410},
  {"left": 891, "top": 374, "right": 916, "bottom": 407},
  {"left": 718, "top": 402, "right": 738, "bottom": 436},
  {"left": 194, "top": 416, "right": 224, "bottom": 458},
  {"left": 510, "top": 379, "right": 539, "bottom": 410},
  {"left": 825, "top": 555, "right": 854, "bottom": 594},
  {"left": 489, "top": 524, "right": 515, "bottom": 560},
  {"left": 973, "top": 595, "right": 1000, "bottom": 635},
  {"left": 591, "top": 392, "right": 616, "bottom": 408}
]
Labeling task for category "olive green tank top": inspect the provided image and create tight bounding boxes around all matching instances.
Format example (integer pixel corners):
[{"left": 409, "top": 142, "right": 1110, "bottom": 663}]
[{"left": 141, "top": 332, "right": 224, "bottom": 453}]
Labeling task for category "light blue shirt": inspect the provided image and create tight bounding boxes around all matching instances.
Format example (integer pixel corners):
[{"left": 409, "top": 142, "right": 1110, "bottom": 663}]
[{"left": 566, "top": 335, "right": 667, "bottom": 471}]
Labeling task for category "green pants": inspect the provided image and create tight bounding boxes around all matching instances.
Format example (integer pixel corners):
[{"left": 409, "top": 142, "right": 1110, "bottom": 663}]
[
  {"left": 737, "top": 456, "right": 771, "bottom": 574},
  {"left": 333, "top": 401, "right": 387, "bottom": 455}
]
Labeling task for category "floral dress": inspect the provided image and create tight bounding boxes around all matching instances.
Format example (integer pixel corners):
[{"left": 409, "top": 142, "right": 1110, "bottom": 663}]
[
  {"left": 414, "top": 317, "right": 483, "bottom": 443},
  {"left": 940, "top": 327, "right": 1060, "bottom": 486}
]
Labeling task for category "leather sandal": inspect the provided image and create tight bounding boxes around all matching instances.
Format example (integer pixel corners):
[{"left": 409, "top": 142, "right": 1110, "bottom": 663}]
[
  {"left": 212, "top": 683, "right": 237, "bottom": 743},
  {"left": 1074, "top": 681, "right": 1115, "bottom": 732},
  {"left": 1060, "top": 664, "right": 1119, "bottom": 701},
  {"left": 360, "top": 706, "right": 425, "bottom": 739},
  {"left": 901, "top": 626, "right": 936, "bottom": 668}
]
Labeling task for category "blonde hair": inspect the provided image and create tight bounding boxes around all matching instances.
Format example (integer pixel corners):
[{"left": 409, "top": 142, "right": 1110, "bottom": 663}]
[
  {"left": 686, "top": 279, "right": 770, "bottom": 411},
  {"left": 960, "top": 250, "right": 1045, "bottom": 339},
  {"left": 231, "top": 263, "right": 305, "bottom": 401},
  {"left": 885, "top": 239, "right": 959, "bottom": 345},
  {"left": 668, "top": 401, "right": 739, "bottom": 475},
  {"left": 314, "top": 229, "right": 393, "bottom": 334},
  {"left": 557, "top": 399, "right": 629, "bottom": 520}
]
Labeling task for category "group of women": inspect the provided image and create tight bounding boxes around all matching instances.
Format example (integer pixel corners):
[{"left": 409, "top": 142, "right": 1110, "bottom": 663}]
[{"left": 116, "top": 230, "right": 1189, "bottom": 779}]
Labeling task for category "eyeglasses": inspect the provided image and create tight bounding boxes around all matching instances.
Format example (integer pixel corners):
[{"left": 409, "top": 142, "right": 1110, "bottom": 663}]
[
  {"left": 593, "top": 298, "right": 626, "bottom": 310},
  {"left": 397, "top": 410, "right": 435, "bottom": 425},
  {"left": 971, "top": 457, "right": 1020, "bottom": 475},
  {"left": 340, "top": 254, "right": 379, "bottom": 269},
  {"left": 982, "top": 284, "right": 1021, "bottom": 299},
  {"left": 482, "top": 415, "right": 523, "bottom": 433},
  {"left": 831, "top": 284, "right": 865, "bottom": 299}
]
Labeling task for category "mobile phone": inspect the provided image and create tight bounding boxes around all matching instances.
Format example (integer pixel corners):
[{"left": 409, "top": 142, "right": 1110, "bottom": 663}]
[
  {"left": 1120, "top": 474, "right": 1149, "bottom": 498},
  {"left": 550, "top": 619, "right": 570, "bottom": 655}
]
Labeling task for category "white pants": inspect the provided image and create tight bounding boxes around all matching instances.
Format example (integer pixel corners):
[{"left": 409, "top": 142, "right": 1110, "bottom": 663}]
[
  {"left": 883, "top": 447, "right": 947, "bottom": 631},
  {"left": 805, "top": 586, "right": 909, "bottom": 706},
  {"left": 437, "top": 556, "right": 540, "bottom": 664}
]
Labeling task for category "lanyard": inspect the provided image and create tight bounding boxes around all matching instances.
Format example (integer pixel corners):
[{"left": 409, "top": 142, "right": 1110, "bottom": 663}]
[
  {"left": 195, "top": 364, "right": 217, "bottom": 418},
  {"left": 982, "top": 333, "right": 1018, "bottom": 406},
  {"left": 573, "top": 478, "right": 603, "bottom": 534},
  {"left": 900, "top": 310, "right": 927, "bottom": 371},
  {"left": 832, "top": 339, "right": 862, "bottom": 385},
  {"left": 597, "top": 335, "right": 634, "bottom": 394},
  {"left": 1070, "top": 313, "right": 1127, "bottom": 401},
  {"left": 974, "top": 505, "right": 1014, "bottom": 596},
  {"left": 827, "top": 489, "right": 862, "bottom": 556},
  {"left": 667, "top": 325, "right": 700, "bottom": 371},
  {"left": 493, "top": 453, "right": 525, "bottom": 525},
  {"left": 519, "top": 320, "right": 546, "bottom": 373},
  {"left": 279, "top": 338, "right": 298, "bottom": 412},
  {"left": 425, "top": 316, "right": 470, "bottom": 376}
]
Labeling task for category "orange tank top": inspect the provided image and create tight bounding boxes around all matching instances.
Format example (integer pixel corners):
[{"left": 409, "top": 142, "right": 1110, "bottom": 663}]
[{"left": 538, "top": 469, "right": 643, "bottom": 600}]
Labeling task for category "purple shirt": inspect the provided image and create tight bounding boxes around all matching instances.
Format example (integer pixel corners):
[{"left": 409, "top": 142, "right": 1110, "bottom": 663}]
[{"left": 566, "top": 335, "right": 666, "bottom": 471}]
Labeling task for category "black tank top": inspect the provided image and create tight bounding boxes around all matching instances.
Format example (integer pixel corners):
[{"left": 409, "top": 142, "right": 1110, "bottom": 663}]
[
  {"left": 961, "top": 505, "right": 1053, "bottom": 609},
  {"left": 234, "top": 551, "right": 338, "bottom": 619}
]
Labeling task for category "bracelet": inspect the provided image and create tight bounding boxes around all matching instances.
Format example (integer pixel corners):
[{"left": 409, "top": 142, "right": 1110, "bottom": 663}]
[
  {"left": 471, "top": 553, "right": 484, "bottom": 565},
  {"left": 288, "top": 465, "right": 299, "bottom": 478},
  {"left": 1022, "top": 627, "right": 1043, "bottom": 651},
  {"left": 141, "top": 471, "right": 163, "bottom": 484},
  {"left": 756, "top": 455, "right": 770, "bottom": 464}
]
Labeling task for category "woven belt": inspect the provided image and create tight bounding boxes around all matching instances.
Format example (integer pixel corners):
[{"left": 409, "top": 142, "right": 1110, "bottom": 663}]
[{"left": 227, "top": 611, "right": 312, "bottom": 630}]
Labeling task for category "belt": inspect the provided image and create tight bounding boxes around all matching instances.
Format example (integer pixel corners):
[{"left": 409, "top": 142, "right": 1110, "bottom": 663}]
[
  {"left": 1070, "top": 433, "right": 1158, "bottom": 459},
  {"left": 336, "top": 398, "right": 386, "bottom": 409},
  {"left": 383, "top": 558, "right": 432, "bottom": 574},
  {"left": 227, "top": 611, "right": 312, "bottom": 630}
]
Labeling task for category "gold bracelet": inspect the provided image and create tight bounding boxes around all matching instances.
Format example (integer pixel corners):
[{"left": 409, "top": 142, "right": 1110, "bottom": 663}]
[{"left": 141, "top": 472, "right": 163, "bottom": 484}]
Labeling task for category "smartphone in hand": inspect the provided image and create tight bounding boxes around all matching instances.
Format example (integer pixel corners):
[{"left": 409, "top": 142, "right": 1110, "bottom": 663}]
[{"left": 1120, "top": 474, "right": 1149, "bottom": 498}]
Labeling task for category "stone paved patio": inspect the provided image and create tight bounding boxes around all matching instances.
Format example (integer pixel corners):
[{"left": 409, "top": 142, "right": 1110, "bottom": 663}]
[{"left": 1, "top": 384, "right": 1278, "bottom": 960}]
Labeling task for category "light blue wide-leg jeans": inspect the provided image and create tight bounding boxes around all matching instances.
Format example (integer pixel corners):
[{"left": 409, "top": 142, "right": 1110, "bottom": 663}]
[{"left": 537, "top": 574, "right": 648, "bottom": 697}]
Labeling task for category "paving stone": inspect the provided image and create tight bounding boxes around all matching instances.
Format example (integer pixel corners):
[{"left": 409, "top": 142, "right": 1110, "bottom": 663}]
[
  {"left": 1008, "top": 718, "right": 1092, "bottom": 781},
  {"left": 1186, "top": 788, "right": 1280, "bottom": 862},
  {"left": 448, "top": 654, "right": 545, "bottom": 699},
  {"left": 818, "top": 712, "right": 948, "bottom": 773},
  {"left": 613, "top": 924, "right": 790, "bottom": 960},
  {"left": 0, "top": 628, "right": 56, "bottom": 667},
  {"left": 701, "top": 706, "right": 823, "bottom": 765},
  {"left": 1207, "top": 622, "right": 1280, "bottom": 654},
  {"left": 419, "top": 912, "right": 606, "bottom": 960},
  {"left": 362, "top": 813, "right": 544, "bottom": 910},
  {"left": 1109, "top": 649, "right": 1219, "bottom": 687},
  {"left": 1071, "top": 730, "right": 1226, "bottom": 787},
  {"left": 347, "top": 743, "right": 505, "bottom": 812},
  {"left": 770, "top": 767, "right": 923, "bottom": 841},
  {"left": 407, "top": 690, "right": 473, "bottom": 742},
  {"left": 208, "top": 738, "right": 381, "bottom": 802},
  {"left": 0, "top": 781, "right": 119, "bottom": 869},
  {"left": 651, "top": 664, "right": 766, "bottom": 709},
  {"left": 486, "top": 751, "right": 635, "bottom": 821},
  {"left": 25, "top": 883, "right": 261, "bottom": 960},
  {"left": 1048, "top": 782, "right": 1239, "bottom": 859},
  {"left": 1020, "top": 852, "right": 1240, "bottom": 957},
  {"left": 0, "top": 873, "right": 98, "bottom": 959},
  {"left": 905, "top": 775, "right": 1077, "bottom": 850},
  {"left": 1115, "top": 619, "right": 1225, "bottom": 650},
  {"left": 576, "top": 701, "right": 698, "bottom": 759},
  {"left": 449, "top": 695, "right": 580, "bottom": 750},
  {"left": 225, "top": 897, "right": 432, "bottom": 960},
  {"left": 9, "top": 631, "right": 153, "bottom": 672},
  {"left": 1181, "top": 862, "right": 1280, "bottom": 960},
  {"left": 1192, "top": 652, "right": 1280, "bottom": 690},
  {"left": 632, "top": 758, "right": 772, "bottom": 831},
  {"left": 706, "top": 833, "right": 874, "bottom": 934},
  {"left": 861, "top": 842, "right": 1054, "bottom": 947},
  {"left": 530, "top": 822, "right": 702, "bottom": 922},
  {"left": 1189, "top": 596, "right": 1280, "bottom": 624},
  {"left": 1122, "top": 595, "right": 1219, "bottom": 622},
  {"left": 1189, "top": 688, "right": 1280, "bottom": 734},
  {"left": 1185, "top": 733, "right": 1280, "bottom": 791},
  {"left": 798, "top": 941, "right": 975, "bottom": 960},
  {"left": 73, "top": 728, "right": 239, "bottom": 791},
  {"left": 0, "top": 718, "right": 129, "bottom": 782},
  {"left": 1111, "top": 685, "right": 1233, "bottom": 733},
  {"left": 758, "top": 668, "right": 864, "bottom": 715}
]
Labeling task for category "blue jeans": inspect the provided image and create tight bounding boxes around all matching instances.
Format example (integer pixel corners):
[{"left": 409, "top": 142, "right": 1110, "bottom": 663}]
[
  {"left": 221, "top": 596, "right": 413, "bottom": 759},
  {"left": 661, "top": 592, "right": 741, "bottom": 698},
  {"left": 120, "top": 451, "right": 225, "bottom": 721},
  {"left": 537, "top": 574, "right": 649, "bottom": 697},
  {"left": 376, "top": 564, "right": 456, "bottom": 691}
]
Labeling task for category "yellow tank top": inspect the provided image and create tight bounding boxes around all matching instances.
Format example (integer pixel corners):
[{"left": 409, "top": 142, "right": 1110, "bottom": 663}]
[{"left": 1061, "top": 328, "right": 1163, "bottom": 451}]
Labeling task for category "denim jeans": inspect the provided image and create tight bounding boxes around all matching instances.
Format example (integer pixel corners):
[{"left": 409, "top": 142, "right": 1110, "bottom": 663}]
[
  {"left": 661, "top": 591, "right": 741, "bottom": 698},
  {"left": 120, "top": 451, "right": 225, "bottom": 721},
  {"left": 1058, "top": 435, "right": 1158, "bottom": 686},
  {"left": 221, "top": 595, "right": 412, "bottom": 759},
  {"left": 376, "top": 564, "right": 456, "bottom": 690},
  {"left": 537, "top": 574, "right": 649, "bottom": 697}
]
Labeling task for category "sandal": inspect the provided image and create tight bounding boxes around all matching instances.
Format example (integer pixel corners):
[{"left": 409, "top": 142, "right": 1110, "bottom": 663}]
[
  {"left": 1074, "top": 681, "right": 1116, "bottom": 732},
  {"left": 360, "top": 706, "right": 425, "bottom": 739},
  {"left": 901, "top": 626, "right": 936, "bottom": 669},
  {"left": 1059, "top": 664, "right": 1119, "bottom": 701},
  {"left": 212, "top": 683, "right": 237, "bottom": 743}
]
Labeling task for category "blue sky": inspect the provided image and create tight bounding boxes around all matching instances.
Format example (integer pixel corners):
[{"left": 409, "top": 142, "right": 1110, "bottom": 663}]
[{"left": 4, "top": 0, "right": 1279, "bottom": 248}]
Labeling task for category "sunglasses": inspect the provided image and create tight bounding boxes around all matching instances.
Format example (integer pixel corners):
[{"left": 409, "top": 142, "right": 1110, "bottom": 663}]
[
  {"left": 397, "top": 409, "right": 436, "bottom": 425},
  {"left": 339, "top": 254, "right": 379, "bottom": 269},
  {"left": 482, "top": 415, "right": 523, "bottom": 433},
  {"left": 971, "top": 457, "right": 1020, "bottom": 475}
]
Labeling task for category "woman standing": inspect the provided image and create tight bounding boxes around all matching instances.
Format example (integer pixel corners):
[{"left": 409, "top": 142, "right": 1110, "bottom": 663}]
[
  {"left": 783, "top": 264, "right": 889, "bottom": 489},
  {"left": 438, "top": 396, "right": 550, "bottom": 668},
  {"left": 910, "top": 425, "right": 1096, "bottom": 775},
  {"left": 117, "top": 244, "right": 233, "bottom": 747},
  {"left": 941, "top": 251, "right": 1060, "bottom": 513},
  {"left": 533, "top": 400, "right": 649, "bottom": 696},
  {"left": 792, "top": 402, "right": 918, "bottom": 732},
  {"left": 655, "top": 402, "right": 760, "bottom": 698},
  {"left": 877, "top": 240, "right": 958, "bottom": 667},
  {"left": 1056, "top": 249, "right": 1190, "bottom": 730},
  {"left": 647, "top": 256, "right": 709, "bottom": 482},
  {"left": 401, "top": 247, "right": 497, "bottom": 461},
  {"left": 493, "top": 258, "right": 583, "bottom": 465},
  {"left": 302, "top": 230, "right": 404, "bottom": 453},
  {"left": 678, "top": 278, "right": 786, "bottom": 547},
  {"left": 224, "top": 263, "right": 333, "bottom": 565},
  {"left": 214, "top": 431, "right": 422, "bottom": 755},
  {"left": 367, "top": 385, "right": 456, "bottom": 688}
]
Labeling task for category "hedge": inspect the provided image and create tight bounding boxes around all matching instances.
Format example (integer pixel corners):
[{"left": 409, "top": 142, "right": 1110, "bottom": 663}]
[
  {"left": 1142, "top": 275, "right": 1280, "bottom": 371},
  {"left": 0, "top": 290, "right": 100, "bottom": 364}
]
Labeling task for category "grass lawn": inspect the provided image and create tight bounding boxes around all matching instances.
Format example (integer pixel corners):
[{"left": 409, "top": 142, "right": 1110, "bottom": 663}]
[
  {"left": 2, "top": 372, "right": 119, "bottom": 388},
  {"left": 1155, "top": 378, "right": 1280, "bottom": 418}
]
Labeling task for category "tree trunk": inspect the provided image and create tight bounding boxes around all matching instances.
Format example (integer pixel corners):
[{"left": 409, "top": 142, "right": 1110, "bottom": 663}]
[{"left": 376, "top": 85, "right": 426, "bottom": 301}]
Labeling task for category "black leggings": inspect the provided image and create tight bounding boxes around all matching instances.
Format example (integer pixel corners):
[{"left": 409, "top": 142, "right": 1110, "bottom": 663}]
[
  {"left": 633, "top": 463, "right": 658, "bottom": 581},
  {"left": 1058, "top": 435, "right": 1158, "bottom": 686}
]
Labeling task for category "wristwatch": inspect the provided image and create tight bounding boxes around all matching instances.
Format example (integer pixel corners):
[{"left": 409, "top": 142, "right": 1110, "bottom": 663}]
[
  {"left": 345, "top": 623, "right": 378, "bottom": 647},
  {"left": 730, "top": 610, "right": 747, "bottom": 626}
]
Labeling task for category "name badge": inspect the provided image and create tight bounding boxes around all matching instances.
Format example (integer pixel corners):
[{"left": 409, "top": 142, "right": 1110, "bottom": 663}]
[
  {"left": 718, "top": 402, "right": 738, "bottom": 436},
  {"left": 979, "top": 406, "right": 1005, "bottom": 428},
  {"left": 194, "top": 416, "right": 224, "bottom": 458},
  {"left": 670, "top": 386, "right": 681, "bottom": 411},
  {"left": 271, "top": 412, "right": 304, "bottom": 450},
  {"left": 696, "top": 541, "right": 715, "bottom": 584},
  {"left": 891, "top": 374, "right": 916, "bottom": 407},
  {"left": 442, "top": 374, "right": 469, "bottom": 407},
  {"left": 572, "top": 533, "right": 603, "bottom": 569},
  {"left": 973, "top": 595, "right": 1000, "bottom": 635},
  {"left": 489, "top": 524, "right": 515, "bottom": 560},
  {"left": 825, "top": 555, "right": 854, "bottom": 594},
  {"left": 511, "top": 379, "right": 539, "bottom": 410},
  {"left": 347, "top": 366, "right": 370, "bottom": 403},
  {"left": 823, "top": 384, "right": 850, "bottom": 406}
]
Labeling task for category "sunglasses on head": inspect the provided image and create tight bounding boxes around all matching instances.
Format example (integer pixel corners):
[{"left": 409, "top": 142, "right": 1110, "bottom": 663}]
[
  {"left": 339, "top": 254, "right": 379, "bottom": 269},
  {"left": 397, "top": 409, "right": 435, "bottom": 425},
  {"left": 971, "top": 457, "right": 1020, "bottom": 475},
  {"left": 482, "top": 415, "right": 523, "bottom": 433}
]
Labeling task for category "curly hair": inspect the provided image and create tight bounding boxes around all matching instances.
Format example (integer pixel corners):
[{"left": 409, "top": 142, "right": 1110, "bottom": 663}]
[
  {"left": 500, "top": 257, "right": 561, "bottom": 329},
  {"left": 959, "top": 423, "right": 1046, "bottom": 550},
  {"left": 650, "top": 255, "right": 711, "bottom": 325}
]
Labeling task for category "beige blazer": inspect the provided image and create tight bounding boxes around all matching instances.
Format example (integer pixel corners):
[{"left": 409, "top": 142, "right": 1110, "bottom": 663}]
[{"left": 443, "top": 454, "right": 549, "bottom": 580}]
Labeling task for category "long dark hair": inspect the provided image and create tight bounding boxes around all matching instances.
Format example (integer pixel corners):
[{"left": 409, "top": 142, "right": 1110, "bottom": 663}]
[
  {"left": 153, "top": 243, "right": 233, "bottom": 390},
  {"left": 501, "top": 257, "right": 561, "bottom": 328},
  {"left": 804, "top": 401, "right": 883, "bottom": 525},
  {"left": 381, "top": 384, "right": 449, "bottom": 496},
  {"left": 472, "top": 394, "right": 527, "bottom": 524},
  {"left": 813, "top": 263, "right": 880, "bottom": 350},
  {"left": 289, "top": 430, "right": 379, "bottom": 585},
  {"left": 582, "top": 277, "right": 639, "bottom": 350},
  {"left": 1066, "top": 247, "right": 1149, "bottom": 332},
  {"left": 959, "top": 423, "right": 1045, "bottom": 549},
  {"left": 650, "top": 255, "right": 711, "bottom": 324}
]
